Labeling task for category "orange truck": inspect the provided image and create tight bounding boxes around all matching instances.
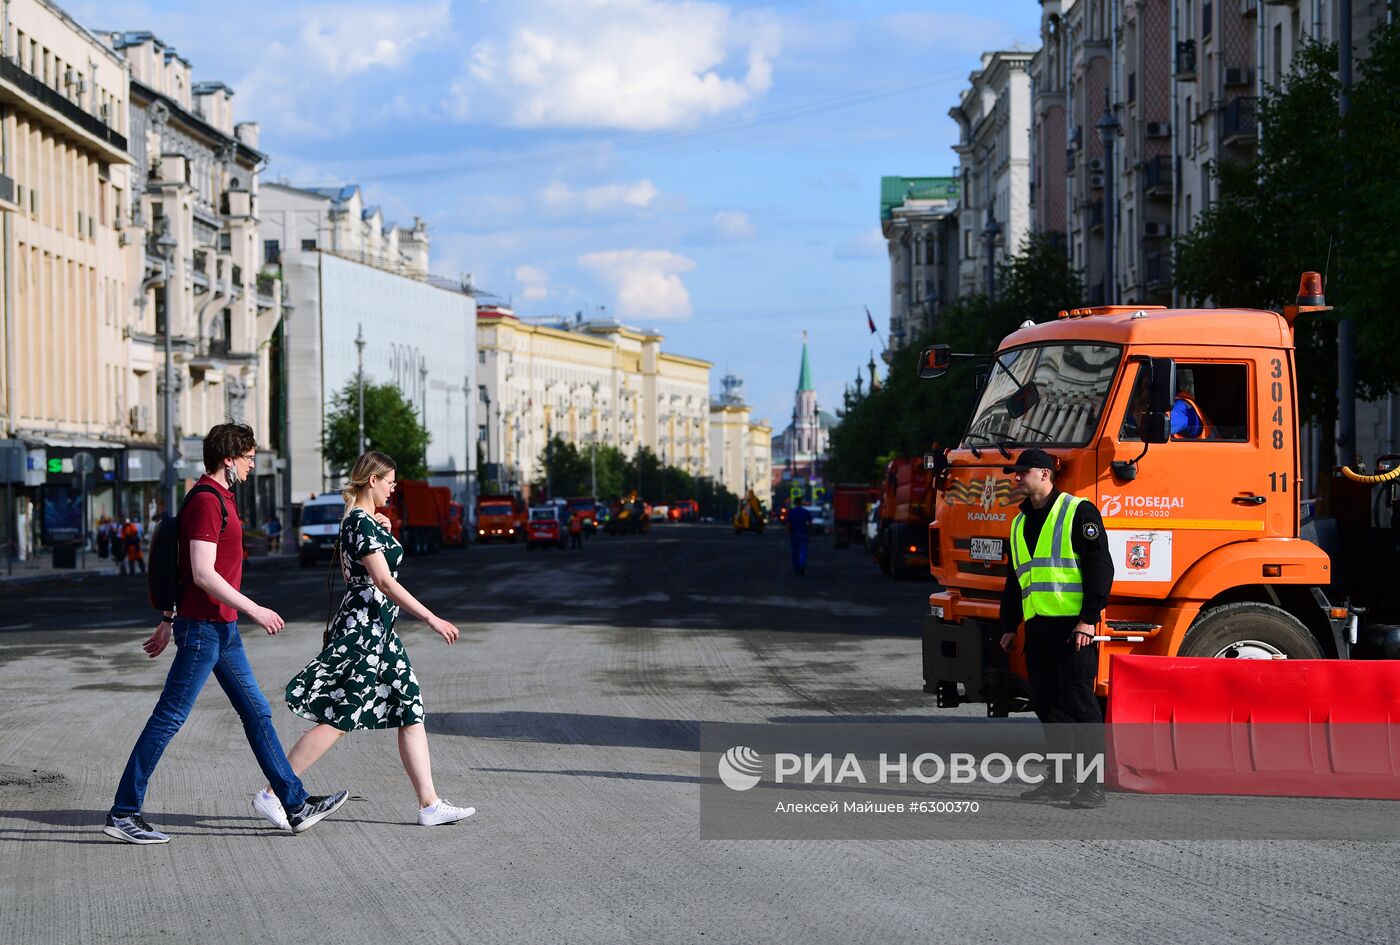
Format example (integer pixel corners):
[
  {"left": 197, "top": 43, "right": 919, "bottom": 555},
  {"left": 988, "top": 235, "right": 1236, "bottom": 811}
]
[
  {"left": 873, "top": 458, "right": 936, "bottom": 579},
  {"left": 378, "top": 480, "right": 456, "bottom": 556},
  {"left": 476, "top": 494, "right": 526, "bottom": 542},
  {"left": 917, "top": 272, "right": 1395, "bottom": 716},
  {"left": 831, "top": 483, "right": 876, "bottom": 549}
]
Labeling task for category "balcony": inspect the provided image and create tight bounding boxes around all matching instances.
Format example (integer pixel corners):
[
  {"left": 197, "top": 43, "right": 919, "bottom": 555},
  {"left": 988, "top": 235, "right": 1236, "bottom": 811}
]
[
  {"left": 1087, "top": 200, "right": 1105, "bottom": 232},
  {"left": 1220, "top": 96, "right": 1258, "bottom": 147},
  {"left": 1175, "top": 40, "right": 1197, "bottom": 79},
  {"left": 1142, "top": 155, "right": 1172, "bottom": 199},
  {"left": 1145, "top": 253, "right": 1172, "bottom": 289},
  {"left": 0, "top": 58, "right": 128, "bottom": 156}
]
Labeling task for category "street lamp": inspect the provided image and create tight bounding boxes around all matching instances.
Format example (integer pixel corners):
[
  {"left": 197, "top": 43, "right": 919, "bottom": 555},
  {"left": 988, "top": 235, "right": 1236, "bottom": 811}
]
[
  {"left": 280, "top": 295, "right": 295, "bottom": 555},
  {"left": 355, "top": 323, "right": 366, "bottom": 455},
  {"left": 1095, "top": 91, "right": 1121, "bottom": 305},
  {"left": 982, "top": 207, "right": 1002, "bottom": 300},
  {"left": 156, "top": 222, "right": 179, "bottom": 518}
]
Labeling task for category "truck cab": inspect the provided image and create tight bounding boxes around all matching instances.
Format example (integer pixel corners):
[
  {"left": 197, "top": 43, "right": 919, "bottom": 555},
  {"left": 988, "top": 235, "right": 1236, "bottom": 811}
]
[
  {"left": 297, "top": 494, "right": 345, "bottom": 568},
  {"left": 921, "top": 279, "right": 1350, "bottom": 716}
]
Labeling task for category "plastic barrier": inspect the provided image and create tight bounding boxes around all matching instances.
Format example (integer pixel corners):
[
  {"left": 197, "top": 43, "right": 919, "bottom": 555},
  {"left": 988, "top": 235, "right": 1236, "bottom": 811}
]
[{"left": 1106, "top": 655, "right": 1400, "bottom": 799}]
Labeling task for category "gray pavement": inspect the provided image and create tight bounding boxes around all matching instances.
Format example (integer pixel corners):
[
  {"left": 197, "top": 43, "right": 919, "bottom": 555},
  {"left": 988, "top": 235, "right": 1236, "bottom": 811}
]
[{"left": 0, "top": 526, "right": 1395, "bottom": 944}]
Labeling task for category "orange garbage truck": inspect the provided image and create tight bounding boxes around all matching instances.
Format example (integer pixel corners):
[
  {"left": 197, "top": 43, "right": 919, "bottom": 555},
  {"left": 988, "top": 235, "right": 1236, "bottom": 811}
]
[
  {"left": 378, "top": 480, "right": 453, "bottom": 556},
  {"left": 918, "top": 273, "right": 1393, "bottom": 717},
  {"left": 476, "top": 494, "right": 526, "bottom": 542},
  {"left": 831, "top": 483, "right": 876, "bottom": 549},
  {"left": 874, "top": 458, "right": 936, "bottom": 579}
]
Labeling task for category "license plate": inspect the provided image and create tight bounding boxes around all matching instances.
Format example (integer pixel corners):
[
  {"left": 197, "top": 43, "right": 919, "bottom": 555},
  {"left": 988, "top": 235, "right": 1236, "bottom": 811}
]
[{"left": 970, "top": 537, "right": 1004, "bottom": 561}]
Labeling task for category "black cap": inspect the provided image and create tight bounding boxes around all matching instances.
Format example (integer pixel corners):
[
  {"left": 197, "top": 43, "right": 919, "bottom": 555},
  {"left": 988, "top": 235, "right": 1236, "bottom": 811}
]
[{"left": 1003, "top": 448, "right": 1057, "bottom": 474}]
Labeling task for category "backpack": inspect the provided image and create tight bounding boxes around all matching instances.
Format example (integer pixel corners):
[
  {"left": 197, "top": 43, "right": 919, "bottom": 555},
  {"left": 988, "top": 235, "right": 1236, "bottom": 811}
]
[{"left": 147, "top": 484, "right": 228, "bottom": 613}]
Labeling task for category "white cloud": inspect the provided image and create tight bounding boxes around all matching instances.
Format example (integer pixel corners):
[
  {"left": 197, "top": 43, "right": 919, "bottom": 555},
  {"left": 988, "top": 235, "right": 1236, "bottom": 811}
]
[
  {"left": 516, "top": 264, "right": 550, "bottom": 301},
  {"left": 540, "top": 179, "right": 659, "bottom": 214},
  {"left": 710, "top": 210, "right": 756, "bottom": 241},
  {"left": 834, "top": 227, "right": 887, "bottom": 261},
  {"left": 453, "top": 0, "right": 782, "bottom": 130},
  {"left": 579, "top": 249, "right": 696, "bottom": 319}
]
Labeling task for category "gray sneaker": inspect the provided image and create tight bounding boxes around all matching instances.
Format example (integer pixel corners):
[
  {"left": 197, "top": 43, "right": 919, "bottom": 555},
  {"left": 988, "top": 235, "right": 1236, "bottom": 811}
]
[
  {"left": 287, "top": 790, "right": 349, "bottom": 834},
  {"left": 103, "top": 813, "right": 171, "bottom": 844}
]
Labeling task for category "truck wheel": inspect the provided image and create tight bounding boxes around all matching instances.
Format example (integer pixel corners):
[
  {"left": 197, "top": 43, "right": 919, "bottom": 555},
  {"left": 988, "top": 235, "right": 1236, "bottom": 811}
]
[{"left": 1178, "top": 601, "right": 1324, "bottom": 660}]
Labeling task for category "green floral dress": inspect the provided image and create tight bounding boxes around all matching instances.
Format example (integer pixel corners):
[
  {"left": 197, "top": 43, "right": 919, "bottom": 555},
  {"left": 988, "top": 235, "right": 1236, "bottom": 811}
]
[{"left": 285, "top": 508, "right": 425, "bottom": 731}]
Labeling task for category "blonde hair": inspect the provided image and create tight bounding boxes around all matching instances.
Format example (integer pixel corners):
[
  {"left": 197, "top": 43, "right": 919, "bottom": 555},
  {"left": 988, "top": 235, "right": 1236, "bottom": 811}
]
[{"left": 341, "top": 451, "right": 397, "bottom": 509}]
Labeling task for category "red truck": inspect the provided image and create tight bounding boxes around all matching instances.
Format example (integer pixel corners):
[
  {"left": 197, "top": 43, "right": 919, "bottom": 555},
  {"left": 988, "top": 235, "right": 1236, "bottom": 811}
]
[
  {"left": 476, "top": 494, "right": 526, "bottom": 542},
  {"left": 378, "top": 480, "right": 457, "bottom": 556},
  {"left": 874, "top": 457, "right": 936, "bottom": 579},
  {"left": 831, "top": 483, "right": 876, "bottom": 549}
]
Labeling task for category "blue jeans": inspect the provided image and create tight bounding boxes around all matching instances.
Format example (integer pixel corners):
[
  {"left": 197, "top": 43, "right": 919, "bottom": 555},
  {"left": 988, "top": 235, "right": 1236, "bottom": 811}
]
[
  {"left": 111, "top": 618, "right": 309, "bottom": 817},
  {"left": 790, "top": 536, "right": 809, "bottom": 573}
]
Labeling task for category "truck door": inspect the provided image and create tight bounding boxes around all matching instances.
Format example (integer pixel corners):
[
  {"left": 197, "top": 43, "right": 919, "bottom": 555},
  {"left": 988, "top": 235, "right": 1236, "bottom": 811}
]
[{"left": 1099, "top": 355, "right": 1267, "bottom": 590}]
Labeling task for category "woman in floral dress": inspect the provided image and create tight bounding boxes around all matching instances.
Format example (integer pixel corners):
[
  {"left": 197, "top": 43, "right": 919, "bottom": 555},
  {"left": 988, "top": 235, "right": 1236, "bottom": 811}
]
[{"left": 254, "top": 451, "right": 474, "bottom": 828}]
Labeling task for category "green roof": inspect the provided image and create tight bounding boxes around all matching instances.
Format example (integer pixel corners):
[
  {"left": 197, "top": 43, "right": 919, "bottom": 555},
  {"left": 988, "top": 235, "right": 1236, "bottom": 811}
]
[
  {"left": 798, "top": 336, "right": 814, "bottom": 391},
  {"left": 880, "top": 176, "right": 959, "bottom": 220}
]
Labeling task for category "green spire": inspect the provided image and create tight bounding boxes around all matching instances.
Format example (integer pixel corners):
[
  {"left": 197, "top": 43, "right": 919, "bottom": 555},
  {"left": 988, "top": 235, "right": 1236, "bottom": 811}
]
[{"left": 797, "top": 331, "right": 814, "bottom": 391}]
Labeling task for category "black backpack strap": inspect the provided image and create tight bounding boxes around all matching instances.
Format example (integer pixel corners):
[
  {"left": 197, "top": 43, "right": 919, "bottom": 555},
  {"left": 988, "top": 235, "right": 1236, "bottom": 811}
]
[{"left": 183, "top": 483, "right": 228, "bottom": 534}]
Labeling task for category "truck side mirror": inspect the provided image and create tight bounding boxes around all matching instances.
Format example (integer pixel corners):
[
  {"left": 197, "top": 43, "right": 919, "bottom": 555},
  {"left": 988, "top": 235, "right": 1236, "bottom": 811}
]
[
  {"left": 1143, "top": 357, "right": 1175, "bottom": 444},
  {"left": 918, "top": 345, "right": 951, "bottom": 379}
]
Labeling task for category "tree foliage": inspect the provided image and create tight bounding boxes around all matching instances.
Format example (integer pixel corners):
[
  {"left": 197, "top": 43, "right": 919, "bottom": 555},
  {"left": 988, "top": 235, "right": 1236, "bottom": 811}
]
[
  {"left": 531, "top": 436, "right": 737, "bottom": 516},
  {"left": 1174, "top": 24, "right": 1400, "bottom": 425},
  {"left": 324, "top": 377, "right": 430, "bottom": 480},
  {"left": 827, "top": 233, "right": 1084, "bottom": 482}
]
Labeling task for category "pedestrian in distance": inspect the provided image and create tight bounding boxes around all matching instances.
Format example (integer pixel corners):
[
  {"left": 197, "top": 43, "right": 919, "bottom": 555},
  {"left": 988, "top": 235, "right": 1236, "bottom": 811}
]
[
  {"left": 265, "top": 513, "right": 282, "bottom": 554},
  {"left": 273, "top": 451, "right": 475, "bottom": 829},
  {"left": 96, "top": 515, "right": 111, "bottom": 560},
  {"left": 997, "top": 449, "right": 1114, "bottom": 810},
  {"left": 786, "top": 495, "right": 813, "bottom": 575},
  {"left": 568, "top": 512, "right": 583, "bottom": 550},
  {"left": 103, "top": 423, "right": 349, "bottom": 844},
  {"left": 120, "top": 517, "right": 145, "bottom": 575}
]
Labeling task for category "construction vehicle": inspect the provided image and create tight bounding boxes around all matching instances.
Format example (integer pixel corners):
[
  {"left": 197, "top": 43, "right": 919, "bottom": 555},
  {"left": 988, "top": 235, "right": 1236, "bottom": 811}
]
[
  {"left": 671, "top": 498, "right": 700, "bottom": 522},
  {"left": 874, "top": 457, "right": 936, "bottom": 579},
  {"left": 378, "top": 480, "right": 453, "bottom": 556},
  {"left": 476, "top": 494, "right": 526, "bottom": 542},
  {"left": 734, "top": 489, "right": 767, "bottom": 534},
  {"left": 566, "top": 496, "right": 600, "bottom": 535},
  {"left": 918, "top": 272, "right": 1400, "bottom": 717},
  {"left": 831, "top": 484, "right": 876, "bottom": 549},
  {"left": 604, "top": 492, "right": 650, "bottom": 535}
]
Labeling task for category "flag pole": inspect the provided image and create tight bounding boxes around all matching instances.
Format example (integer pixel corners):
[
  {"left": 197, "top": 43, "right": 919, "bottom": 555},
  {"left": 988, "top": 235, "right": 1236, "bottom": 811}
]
[{"left": 864, "top": 305, "right": 888, "bottom": 353}]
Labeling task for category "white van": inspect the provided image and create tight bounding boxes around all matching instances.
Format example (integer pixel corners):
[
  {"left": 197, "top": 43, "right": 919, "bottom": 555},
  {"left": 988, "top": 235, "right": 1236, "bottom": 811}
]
[{"left": 298, "top": 494, "right": 345, "bottom": 568}]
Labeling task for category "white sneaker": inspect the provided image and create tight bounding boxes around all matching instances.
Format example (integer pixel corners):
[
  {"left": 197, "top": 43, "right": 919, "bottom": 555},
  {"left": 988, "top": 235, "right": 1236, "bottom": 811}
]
[
  {"left": 418, "top": 799, "right": 475, "bottom": 826},
  {"left": 252, "top": 789, "right": 291, "bottom": 830}
]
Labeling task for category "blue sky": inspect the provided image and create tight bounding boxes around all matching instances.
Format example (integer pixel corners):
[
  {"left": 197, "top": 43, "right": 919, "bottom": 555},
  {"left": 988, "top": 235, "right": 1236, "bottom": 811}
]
[{"left": 77, "top": 0, "right": 1042, "bottom": 428}]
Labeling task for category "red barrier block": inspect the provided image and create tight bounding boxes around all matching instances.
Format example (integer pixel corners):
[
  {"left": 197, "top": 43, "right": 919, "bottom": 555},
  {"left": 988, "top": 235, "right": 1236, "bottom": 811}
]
[{"left": 1106, "top": 655, "right": 1400, "bottom": 799}]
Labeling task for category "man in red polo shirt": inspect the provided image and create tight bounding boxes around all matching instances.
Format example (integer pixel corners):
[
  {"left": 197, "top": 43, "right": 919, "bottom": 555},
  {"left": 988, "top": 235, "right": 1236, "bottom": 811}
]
[{"left": 104, "top": 423, "right": 348, "bottom": 844}]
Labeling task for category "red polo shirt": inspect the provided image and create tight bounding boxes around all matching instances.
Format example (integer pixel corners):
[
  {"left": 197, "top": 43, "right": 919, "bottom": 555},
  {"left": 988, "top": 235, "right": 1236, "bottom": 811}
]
[{"left": 177, "top": 475, "right": 243, "bottom": 622}]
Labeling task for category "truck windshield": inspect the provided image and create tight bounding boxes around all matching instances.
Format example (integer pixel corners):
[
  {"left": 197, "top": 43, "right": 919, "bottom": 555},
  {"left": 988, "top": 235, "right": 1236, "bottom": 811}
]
[
  {"left": 301, "top": 504, "right": 342, "bottom": 526},
  {"left": 479, "top": 504, "right": 513, "bottom": 516},
  {"left": 963, "top": 343, "right": 1121, "bottom": 449}
]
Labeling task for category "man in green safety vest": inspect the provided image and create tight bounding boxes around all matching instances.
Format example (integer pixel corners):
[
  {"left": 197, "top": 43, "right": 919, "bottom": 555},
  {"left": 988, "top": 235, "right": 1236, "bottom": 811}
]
[{"left": 997, "top": 448, "right": 1114, "bottom": 809}]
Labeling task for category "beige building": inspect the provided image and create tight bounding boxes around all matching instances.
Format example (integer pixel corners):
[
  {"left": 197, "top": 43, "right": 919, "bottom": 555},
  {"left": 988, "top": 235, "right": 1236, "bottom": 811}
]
[
  {"left": 476, "top": 305, "right": 711, "bottom": 496},
  {"left": 708, "top": 374, "right": 772, "bottom": 507},
  {"left": 949, "top": 49, "right": 1034, "bottom": 301},
  {"left": 100, "top": 30, "right": 283, "bottom": 523},
  {"left": 0, "top": 0, "right": 133, "bottom": 557}
]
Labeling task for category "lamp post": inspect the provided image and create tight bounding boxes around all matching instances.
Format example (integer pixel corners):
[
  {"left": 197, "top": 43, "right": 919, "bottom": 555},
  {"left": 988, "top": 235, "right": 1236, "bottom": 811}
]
[
  {"left": 156, "top": 223, "right": 179, "bottom": 518},
  {"left": 478, "top": 383, "right": 490, "bottom": 488},
  {"left": 982, "top": 207, "right": 1002, "bottom": 300},
  {"left": 280, "top": 296, "right": 295, "bottom": 555},
  {"left": 354, "top": 323, "right": 366, "bottom": 455},
  {"left": 1095, "top": 92, "right": 1121, "bottom": 306}
]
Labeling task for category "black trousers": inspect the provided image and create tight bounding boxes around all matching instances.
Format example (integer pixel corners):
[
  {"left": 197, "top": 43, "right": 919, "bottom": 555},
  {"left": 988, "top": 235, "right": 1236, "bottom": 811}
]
[{"left": 1024, "top": 617, "right": 1104, "bottom": 785}]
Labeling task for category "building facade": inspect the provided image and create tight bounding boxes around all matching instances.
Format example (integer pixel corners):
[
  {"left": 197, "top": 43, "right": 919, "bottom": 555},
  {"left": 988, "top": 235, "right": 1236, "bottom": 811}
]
[
  {"left": 0, "top": 1, "right": 133, "bottom": 557},
  {"left": 260, "top": 182, "right": 475, "bottom": 504},
  {"left": 949, "top": 49, "right": 1034, "bottom": 301},
  {"left": 102, "top": 30, "right": 283, "bottom": 525},
  {"left": 476, "top": 305, "right": 711, "bottom": 497},
  {"left": 880, "top": 176, "right": 958, "bottom": 352},
  {"left": 709, "top": 374, "right": 772, "bottom": 506}
]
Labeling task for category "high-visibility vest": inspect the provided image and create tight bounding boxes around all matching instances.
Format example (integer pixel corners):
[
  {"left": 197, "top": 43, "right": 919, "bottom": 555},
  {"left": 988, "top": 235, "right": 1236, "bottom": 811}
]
[{"left": 1010, "top": 492, "right": 1085, "bottom": 621}]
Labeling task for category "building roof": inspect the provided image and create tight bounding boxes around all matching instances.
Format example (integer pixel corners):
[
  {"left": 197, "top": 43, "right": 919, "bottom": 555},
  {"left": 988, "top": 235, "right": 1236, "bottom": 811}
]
[
  {"left": 797, "top": 336, "right": 814, "bottom": 391},
  {"left": 880, "top": 176, "right": 959, "bottom": 220}
]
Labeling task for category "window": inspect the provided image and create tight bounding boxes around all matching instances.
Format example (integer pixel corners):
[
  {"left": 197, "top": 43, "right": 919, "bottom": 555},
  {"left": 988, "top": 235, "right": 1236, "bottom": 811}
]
[
  {"left": 263, "top": 239, "right": 280, "bottom": 265},
  {"left": 478, "top": 351, "right": 486, "bottom": 365},
  {"left": 478, "top": 425, "right": 488, "bottom": 443},
  {"left": 1119, "top": 362, "right": 1249, "bottom": 442},
  {"left": 301, "top": 238, "right": 317, "bottom": 251},
  {"left": 1202, "top": 2, "right": 1213, "bottom": 39}
]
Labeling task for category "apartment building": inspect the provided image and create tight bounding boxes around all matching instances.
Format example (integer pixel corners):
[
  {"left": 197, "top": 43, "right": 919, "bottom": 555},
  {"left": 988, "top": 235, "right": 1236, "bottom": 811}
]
[
  {"left": 476, "top": 304, "right": 711, "bottom": 497},
  {"left": 879, "top": 176, "right": 958, "bottom": 352},
  {"left": 0, "top": 0, "right": 132, "bottom": 556}
]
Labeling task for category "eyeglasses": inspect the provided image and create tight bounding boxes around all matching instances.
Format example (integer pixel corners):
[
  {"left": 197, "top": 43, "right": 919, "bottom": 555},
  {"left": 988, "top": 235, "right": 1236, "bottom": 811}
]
[{"left": 239, "top": 451, "right": 257, "bottom": 463}]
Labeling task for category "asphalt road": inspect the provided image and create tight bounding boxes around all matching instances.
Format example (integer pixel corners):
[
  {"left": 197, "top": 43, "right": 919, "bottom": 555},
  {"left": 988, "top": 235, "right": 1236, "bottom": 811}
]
[{"left": 1, "top": 525, "right": 1395, "bottom": 944}]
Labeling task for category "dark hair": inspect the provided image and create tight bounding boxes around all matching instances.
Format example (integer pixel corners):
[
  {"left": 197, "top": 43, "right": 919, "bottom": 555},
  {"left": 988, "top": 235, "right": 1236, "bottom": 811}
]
[{"left": 203, "top": 423, "right": 257, "bottom": 472}]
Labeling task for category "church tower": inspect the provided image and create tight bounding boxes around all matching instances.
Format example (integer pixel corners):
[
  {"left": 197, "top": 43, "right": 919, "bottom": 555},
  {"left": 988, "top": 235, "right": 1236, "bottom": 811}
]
[{"left": 792, "top": 332, "right": 819, "bottom": 459}]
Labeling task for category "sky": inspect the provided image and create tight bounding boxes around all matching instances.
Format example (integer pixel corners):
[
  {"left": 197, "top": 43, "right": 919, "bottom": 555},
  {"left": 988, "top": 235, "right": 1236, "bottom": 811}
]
[{"left": 75, "top": 0, "right": 1043, "bottom": 429}]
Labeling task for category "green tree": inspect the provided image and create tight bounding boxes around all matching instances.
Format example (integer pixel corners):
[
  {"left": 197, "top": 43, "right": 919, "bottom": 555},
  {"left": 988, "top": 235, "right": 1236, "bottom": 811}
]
[
  {"left": 827, "top": 233, "right": 1084, "bottom": 482},
  {"left": 324, "top": 377, "right": 430, "bottom": 480}
]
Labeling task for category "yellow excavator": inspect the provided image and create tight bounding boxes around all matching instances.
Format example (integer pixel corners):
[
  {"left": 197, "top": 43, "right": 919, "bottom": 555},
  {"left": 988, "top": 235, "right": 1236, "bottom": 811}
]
[{"left": 733, "top": 490, "right": 766, "bottom": 535}]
